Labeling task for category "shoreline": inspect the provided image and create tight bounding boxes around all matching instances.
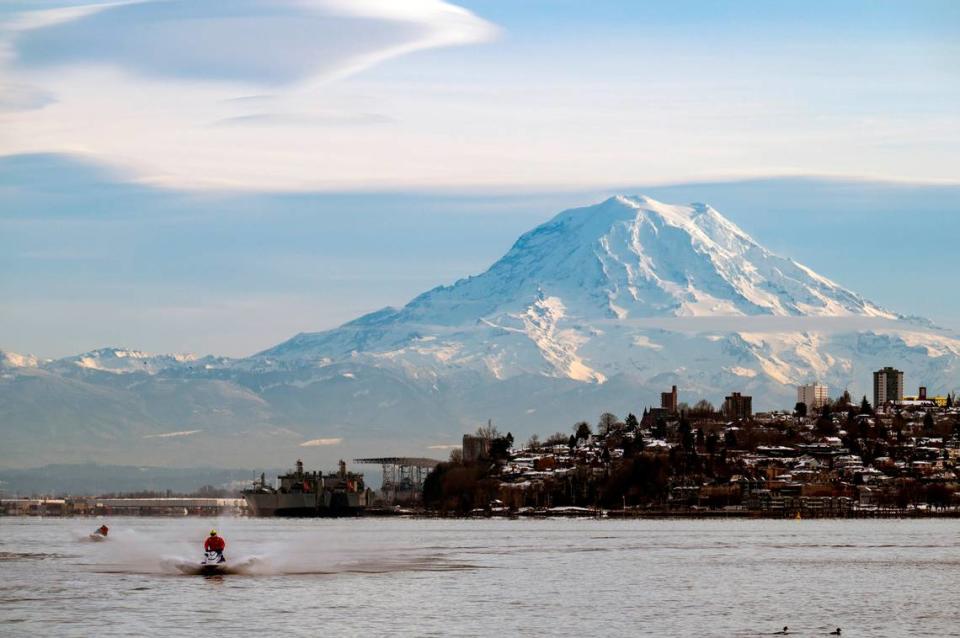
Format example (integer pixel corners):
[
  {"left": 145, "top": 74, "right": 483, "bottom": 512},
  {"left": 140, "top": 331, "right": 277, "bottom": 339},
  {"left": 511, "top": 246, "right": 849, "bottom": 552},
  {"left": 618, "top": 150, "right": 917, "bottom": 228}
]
[
  {"left": 6, "top": 504, "right": 960, "bottom": 520},
  {"left": 404, "top": 506, "right": 960, "bottom": 520}
]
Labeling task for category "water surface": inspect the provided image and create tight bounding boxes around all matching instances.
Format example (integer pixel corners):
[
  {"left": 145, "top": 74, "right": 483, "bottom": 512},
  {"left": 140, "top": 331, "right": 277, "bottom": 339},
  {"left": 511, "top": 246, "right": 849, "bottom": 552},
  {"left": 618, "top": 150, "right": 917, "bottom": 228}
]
[{"left": 1, "top": 517, "right": 958, "bottom": 636}]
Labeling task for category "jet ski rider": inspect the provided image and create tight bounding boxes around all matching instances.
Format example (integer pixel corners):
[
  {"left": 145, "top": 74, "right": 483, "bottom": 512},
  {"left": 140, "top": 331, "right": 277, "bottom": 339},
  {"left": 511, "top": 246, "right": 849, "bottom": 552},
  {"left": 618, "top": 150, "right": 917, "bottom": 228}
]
[{"left": 204, "top": 529, "right": 226, "bottom": 556}]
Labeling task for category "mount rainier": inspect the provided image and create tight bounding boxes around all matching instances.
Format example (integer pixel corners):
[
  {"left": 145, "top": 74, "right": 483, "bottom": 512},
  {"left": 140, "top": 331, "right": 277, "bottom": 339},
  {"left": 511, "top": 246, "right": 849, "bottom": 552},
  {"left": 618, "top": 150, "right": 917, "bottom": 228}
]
[{"left": 3, "top": 195, "right": 959, "bottom": 467}]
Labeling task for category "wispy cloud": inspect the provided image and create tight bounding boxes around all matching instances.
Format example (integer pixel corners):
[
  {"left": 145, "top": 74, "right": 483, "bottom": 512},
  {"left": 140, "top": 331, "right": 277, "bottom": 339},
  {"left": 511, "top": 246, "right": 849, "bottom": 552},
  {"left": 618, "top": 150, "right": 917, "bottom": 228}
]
[
  {"left": 300, "top": 437, "right": 343, "bottom": 447},
  {"left": 427, "top": 444, "right": 460, "bottom": 450},
  {"left": 10, "top": 0, "right": 498, "bottom": 85},
  {"left": 210, "top": 112, "right": 394, "bottom": 129},
  {"left": 143, "top": 429, "right": 202, "bottom": 439},
  {"left": 0, "top": 82, "right": 54, "bottom": 112},
  {"left": 262, "top": 427, "right": 301, "bottom": 437}
]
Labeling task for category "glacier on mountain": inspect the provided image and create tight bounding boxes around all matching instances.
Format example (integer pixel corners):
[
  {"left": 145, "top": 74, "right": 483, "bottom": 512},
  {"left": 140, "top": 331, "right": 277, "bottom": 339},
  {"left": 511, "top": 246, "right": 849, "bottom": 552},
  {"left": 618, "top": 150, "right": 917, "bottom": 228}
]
[{"left": 254, "top": 194, "right": 907, "bottom": 383}]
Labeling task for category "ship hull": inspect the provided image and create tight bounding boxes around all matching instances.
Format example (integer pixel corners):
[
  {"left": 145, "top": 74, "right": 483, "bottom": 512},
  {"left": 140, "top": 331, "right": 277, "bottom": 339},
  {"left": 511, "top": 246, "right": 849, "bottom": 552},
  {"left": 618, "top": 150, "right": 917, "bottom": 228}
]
[{"left": 243, "top": 491, "right": 366, "bottom": 518}]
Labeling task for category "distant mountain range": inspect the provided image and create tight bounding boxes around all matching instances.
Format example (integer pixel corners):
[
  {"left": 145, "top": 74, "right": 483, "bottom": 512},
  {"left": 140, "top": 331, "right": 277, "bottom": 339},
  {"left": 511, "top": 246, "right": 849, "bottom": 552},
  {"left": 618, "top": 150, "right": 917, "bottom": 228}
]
[
  {"left": 3, "top": 195, "right": 959, "bottom": 468},
  {"left": 0, "top": 463, "right": 278, "bottom": 497}
]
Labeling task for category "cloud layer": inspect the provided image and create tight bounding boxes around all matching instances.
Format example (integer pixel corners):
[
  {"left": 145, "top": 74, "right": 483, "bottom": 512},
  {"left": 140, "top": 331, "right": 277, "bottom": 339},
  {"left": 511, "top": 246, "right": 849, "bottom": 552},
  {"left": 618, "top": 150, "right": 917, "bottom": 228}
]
[
  {"left": 300, "top": 438, "right": 343, "bottom": 447},
  {"left": 0, "top": 0, "right": 498, "bottom": 189},
  {"left": 143, "top": 429, "right": 203, "bottom": 439},
  {"left": 12, "top": 0, "right": 494, "bottom": 85}
]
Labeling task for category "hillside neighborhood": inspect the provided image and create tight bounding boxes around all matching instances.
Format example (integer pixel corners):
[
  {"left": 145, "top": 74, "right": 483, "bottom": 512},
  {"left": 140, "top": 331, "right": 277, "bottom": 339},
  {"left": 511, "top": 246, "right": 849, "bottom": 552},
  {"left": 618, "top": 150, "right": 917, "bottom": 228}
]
[{"left": 425, "top": 369, "right": 960, "bottom": 517}]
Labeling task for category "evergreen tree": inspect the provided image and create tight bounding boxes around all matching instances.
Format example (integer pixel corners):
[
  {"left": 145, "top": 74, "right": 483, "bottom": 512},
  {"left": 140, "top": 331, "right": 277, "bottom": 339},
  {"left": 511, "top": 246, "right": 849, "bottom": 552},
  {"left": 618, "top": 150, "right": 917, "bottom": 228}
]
[
  {"left": 489, "top": 433, "right": 513, "bottom": 459},
  {"left": 652, "top": 418, "right": 667, "bottom": 440},
  {"left": 723, "top": 429, "right": 738, "bottom": 448},
  {"left": 875, "top": 421, "right": 889, "bottom": 441},
  {"left": 678, "top": 414, "right": 694, "bottom": 450},
  {"left": 923, "top": 412, "right": 935, "bottom": 434},
  {"left": 682, "top": 429, "right": 695, "bottom": 451},
  {"left": 574, "top": 421, "right": 592, "bottom": 441},
  {"left": 845, "top": 414, "right": 861, "bottom": 439},
  {"left": 816, "top": 403, "right": 836, "bottom": 436},
  {"left": 841, "top": 389, "right": 853, "bottom": 407}
]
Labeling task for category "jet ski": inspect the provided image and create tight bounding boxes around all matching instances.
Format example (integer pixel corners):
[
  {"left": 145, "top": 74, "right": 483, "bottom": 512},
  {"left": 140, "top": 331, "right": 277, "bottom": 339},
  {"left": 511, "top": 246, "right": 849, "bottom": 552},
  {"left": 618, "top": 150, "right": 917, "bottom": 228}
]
[
  {"left": 176, "top": 550, "right": 228, "bottom": 575},
  {"left": 88, "top": 525, "right": 109, "bottom": 541},
  {"left": 198, "top": 550, "right": 227, "bottom": 575}
]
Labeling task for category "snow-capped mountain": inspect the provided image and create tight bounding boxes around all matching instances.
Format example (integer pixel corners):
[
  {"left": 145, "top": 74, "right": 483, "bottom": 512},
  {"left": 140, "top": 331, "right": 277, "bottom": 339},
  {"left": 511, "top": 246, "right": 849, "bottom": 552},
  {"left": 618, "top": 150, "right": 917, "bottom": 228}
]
[
  {"left": 45, "top": 347, "right": 230, "bottom": 375},
  {"left": 3, "top": 195, "right": 958, "bottom": 467},
  {"left": 255, "top": 195, "right": 905, "bottom": 383}
]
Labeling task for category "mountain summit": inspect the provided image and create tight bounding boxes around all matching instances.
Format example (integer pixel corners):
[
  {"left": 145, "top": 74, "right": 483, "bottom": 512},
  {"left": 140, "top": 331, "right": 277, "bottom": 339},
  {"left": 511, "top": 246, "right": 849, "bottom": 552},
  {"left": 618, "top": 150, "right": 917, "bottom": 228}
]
[
  {"left": 2, "top": 195, "right": 957, "bottom": 467},
  {"left": 259, "top": 195, "right": 898, "bottom": 380},
  {"left": 414, "top": 194, "right": 893, "bottom": 319}
]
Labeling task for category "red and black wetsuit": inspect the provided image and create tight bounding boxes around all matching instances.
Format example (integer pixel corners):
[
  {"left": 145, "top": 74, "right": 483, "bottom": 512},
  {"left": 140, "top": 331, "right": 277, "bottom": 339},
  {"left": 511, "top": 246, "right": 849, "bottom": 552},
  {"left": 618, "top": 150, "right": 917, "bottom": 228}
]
[{"left": 204, "top": 536, "right": 226, "bottom": 553}]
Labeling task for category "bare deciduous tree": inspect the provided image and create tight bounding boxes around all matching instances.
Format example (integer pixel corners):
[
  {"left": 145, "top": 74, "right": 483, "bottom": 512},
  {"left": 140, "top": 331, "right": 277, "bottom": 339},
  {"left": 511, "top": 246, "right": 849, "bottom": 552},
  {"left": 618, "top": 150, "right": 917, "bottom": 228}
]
[
  {"left": 475, "top": 419, "right": 500, "bottom": 440},
  {"left": 598, "top": 412, "right": 619, "bottom": 434}
]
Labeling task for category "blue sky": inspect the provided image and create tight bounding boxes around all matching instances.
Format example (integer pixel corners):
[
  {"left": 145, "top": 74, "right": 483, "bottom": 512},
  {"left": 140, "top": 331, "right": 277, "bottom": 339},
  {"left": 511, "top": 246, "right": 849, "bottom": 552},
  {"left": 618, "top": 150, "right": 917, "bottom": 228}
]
[{"left": 1, "top": 1, "right": 958, "bottom": 357}]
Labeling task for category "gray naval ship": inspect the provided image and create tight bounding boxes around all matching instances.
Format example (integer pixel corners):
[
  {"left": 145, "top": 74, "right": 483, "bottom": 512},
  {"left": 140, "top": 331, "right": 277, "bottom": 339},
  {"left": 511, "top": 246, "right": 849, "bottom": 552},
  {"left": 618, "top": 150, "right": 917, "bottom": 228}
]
[{"left": 243, "top": 459, "right": 370, "bottom": 517}]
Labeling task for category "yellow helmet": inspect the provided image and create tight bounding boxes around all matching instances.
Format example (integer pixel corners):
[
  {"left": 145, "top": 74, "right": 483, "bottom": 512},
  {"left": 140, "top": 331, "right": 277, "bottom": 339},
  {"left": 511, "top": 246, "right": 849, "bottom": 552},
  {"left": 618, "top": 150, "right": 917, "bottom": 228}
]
[{"left": 210, "top": 529, "right": 218, "bottom": 536}]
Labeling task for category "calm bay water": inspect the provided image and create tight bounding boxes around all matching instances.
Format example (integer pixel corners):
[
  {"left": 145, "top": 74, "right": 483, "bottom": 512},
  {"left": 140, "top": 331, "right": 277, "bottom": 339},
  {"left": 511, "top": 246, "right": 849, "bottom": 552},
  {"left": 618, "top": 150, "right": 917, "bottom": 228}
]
[{"left": 1, "top": 517, "right": 958, "bottom": 637}]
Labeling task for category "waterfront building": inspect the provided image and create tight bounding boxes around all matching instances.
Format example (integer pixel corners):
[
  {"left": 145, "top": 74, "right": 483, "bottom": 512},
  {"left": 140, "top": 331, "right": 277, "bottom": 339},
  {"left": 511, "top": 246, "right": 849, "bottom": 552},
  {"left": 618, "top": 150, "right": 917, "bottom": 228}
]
[
  {"left": 873, "top": 367, "right": 904, "bottom": 408},
  {"left": 723, "top": 392, "right": 752, "bottom": 420},
  {"left": 797, "top": 383, "right": 829, "bottom": 411}
]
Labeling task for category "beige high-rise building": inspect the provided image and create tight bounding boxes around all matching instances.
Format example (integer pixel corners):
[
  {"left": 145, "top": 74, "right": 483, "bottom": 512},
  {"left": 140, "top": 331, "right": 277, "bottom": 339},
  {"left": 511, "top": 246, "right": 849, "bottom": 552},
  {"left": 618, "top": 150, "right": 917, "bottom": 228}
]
[{"left": 797, "top": 383, "right": 829, "bottom": 411}]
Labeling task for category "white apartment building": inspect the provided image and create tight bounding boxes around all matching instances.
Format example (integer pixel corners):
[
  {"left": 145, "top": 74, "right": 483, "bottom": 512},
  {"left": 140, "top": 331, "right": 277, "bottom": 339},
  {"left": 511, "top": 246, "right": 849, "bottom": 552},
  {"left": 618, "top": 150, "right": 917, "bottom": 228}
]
[{"left": 797, "top": 382, "right": 829, "bottom": 410}]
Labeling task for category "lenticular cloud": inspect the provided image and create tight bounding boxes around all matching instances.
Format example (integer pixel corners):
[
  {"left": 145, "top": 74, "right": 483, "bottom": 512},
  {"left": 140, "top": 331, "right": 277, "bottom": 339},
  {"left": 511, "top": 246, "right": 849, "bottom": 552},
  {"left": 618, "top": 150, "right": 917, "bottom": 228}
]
[{"left": 9, "top": 0, "right": 497, "bottom": 85}]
